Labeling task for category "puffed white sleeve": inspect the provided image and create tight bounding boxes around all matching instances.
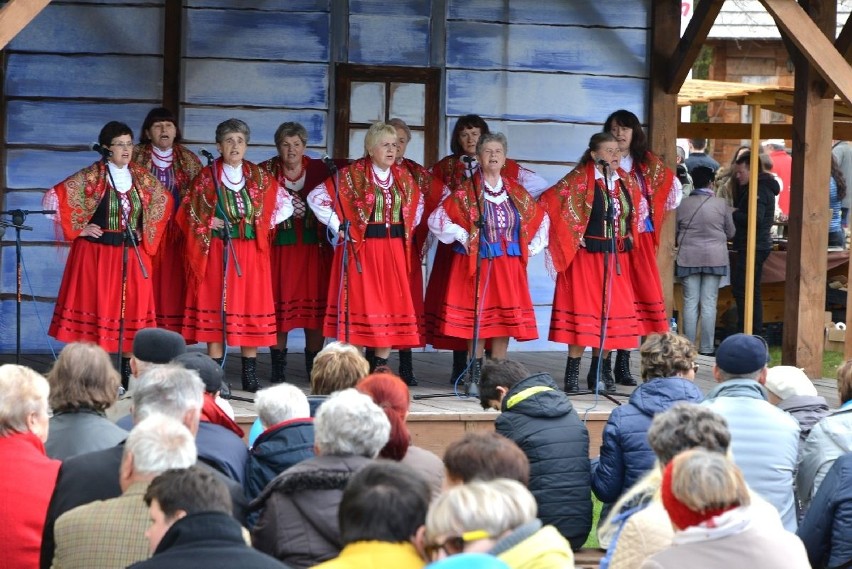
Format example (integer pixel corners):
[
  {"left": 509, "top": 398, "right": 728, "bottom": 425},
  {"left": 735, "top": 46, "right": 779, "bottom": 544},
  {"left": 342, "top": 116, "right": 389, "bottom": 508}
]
[
  {"left": 518, "top": 167, "right": 550, "bottom": 199},
  {"left": 414, "top": 192, "right": 425, "bottom": 227},
  {"left": 528, "top": 212, "right": 550, "bottom": 256},
  {"left": 43, "top": 188, "right": 60, "bottom": 222},
  {"left": 428, "top": 203, "right": 468, "bottom": 246},
  {"left": 270, "top": 183, "right": 294, "bottom": 227},
  {"left": 666, "top": 177, "right": 683, "bottom": 210},
  {"left": 307, "top": 182, "right": 341, "bottom": 234}
]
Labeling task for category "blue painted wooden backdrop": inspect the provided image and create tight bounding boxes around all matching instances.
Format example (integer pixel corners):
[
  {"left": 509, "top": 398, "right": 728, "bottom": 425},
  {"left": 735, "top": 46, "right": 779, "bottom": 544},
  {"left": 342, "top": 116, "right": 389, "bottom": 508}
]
[{"left": 1, "top": 0, "right": 651, "bottom": 353}]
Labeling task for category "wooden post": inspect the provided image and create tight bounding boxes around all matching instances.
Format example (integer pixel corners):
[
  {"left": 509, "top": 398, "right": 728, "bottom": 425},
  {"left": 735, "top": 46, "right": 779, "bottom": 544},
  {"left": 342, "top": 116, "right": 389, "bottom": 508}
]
[
  {"left": 649, "top": 0, "right": 680, "bottom": 317},
  {"left": 782, "top": 0, "right": 834, "bottom": 378},
  {"left": 744, "top": 105, "right": 762, "bottom": 335},
  {"left": 0, "top": 0, "right": 50, "bottom": 50}
]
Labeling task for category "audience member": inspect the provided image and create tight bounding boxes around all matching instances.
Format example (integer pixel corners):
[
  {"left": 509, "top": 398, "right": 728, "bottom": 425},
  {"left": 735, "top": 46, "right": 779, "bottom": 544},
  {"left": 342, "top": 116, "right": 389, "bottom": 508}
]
[
  {"left": 45, "top": 342, "right": 127, "bottom": 460},
  {"left": 128, "top": 466, "right": 288, "bottom": 569},
  {"left": 174, "top": 351, "right": 236, "bottom": 424},
  {"left": 51, "top": 415, "right": 196, "bottom": 568},
  {"left": 640, "top": 449, "right": 809, "bottom": 569},
  {"left": 798, "top": 452, "right": 852, "bottom": 568},
  {"left": 684, "top": 138, "right": 720, "bottom": 173},
  {"left": 308, "top": 342, "right": 370, "bottom": 414},
  {"left": 762, "top": 139, "right": 792, "bottom": 216},
  {"left": 357, "top": 373, "right": 444, "bottom": 498},
  {"left": 0, "top": 364, "right": 60, "bottom": 569},
  {"left": 479, "top": 359, "right": 591, "bottom": 550},
  {"left": 252, "top": 388, "right": 390, "bottom": 568},
  {"left": 246, "top": 384, "right": 314, "bottom": 505},
  {"left": 798, "top": 359, "right": 852, "bottom": 513},
  {"left": 592, "top": 334, "right": 703, "bottom": 517},
  {"left": 40, "top": 364, "right": 248, "bottom": 569},
  {"left": 764, "top": 365, "right": 829, "bottom": 447},
  {"left": 424, "top": 479, "right": 574, "bottom": 568},
  {"left": 442, "top": 432, "right": 529, "bottom": 487},
  {"left": 315, "top": 461, "right": 431, "bottom": 568},
  {"left": 703, "top": 333, "right": 799, "bottom": 531}
]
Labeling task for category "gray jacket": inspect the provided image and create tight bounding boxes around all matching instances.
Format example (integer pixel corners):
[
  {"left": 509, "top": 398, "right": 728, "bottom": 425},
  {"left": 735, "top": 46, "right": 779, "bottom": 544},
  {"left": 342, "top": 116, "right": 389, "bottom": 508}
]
[
  {"left": 675, "top": 192, "right": 734, "bottom": 269},
  {"left": 703, "top": 379, "right": 801, "bottom": 532},
  {"left": 797, "top": 406, "right": 852, "bottom": 512},
  {"left": 45, "top": 409, "right": 128, "bottom": 461}
]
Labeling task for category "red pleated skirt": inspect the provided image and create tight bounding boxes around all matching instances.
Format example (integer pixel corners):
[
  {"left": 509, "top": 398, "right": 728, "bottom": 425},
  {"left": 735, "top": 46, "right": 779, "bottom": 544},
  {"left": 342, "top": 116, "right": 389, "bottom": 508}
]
[
  {"left": 438, "top": 250, "right": 538, "bottom": 341},
  {"left": 323, "top": 236, "right": 423, "bottom": 348},
  {"left": 549, "top": 247, "right": 641, "bottom": 349},
  {"left": 423, "top": 243, "right": 468, "bottom": 350},
  {"left": 271, "top": 240, "right": 332, "bottom": 333},
  {"left": 182, "top": 238, "right": 276, "bottom": 347},
  {"left": 49, "top": 238, "right": 156, "bottom": 353},
  {"left": 629, "top": 232, "right": 669, "bottom": 335},
  {"left": 152, "top": 223, "right": 186, "bottom": 333}
]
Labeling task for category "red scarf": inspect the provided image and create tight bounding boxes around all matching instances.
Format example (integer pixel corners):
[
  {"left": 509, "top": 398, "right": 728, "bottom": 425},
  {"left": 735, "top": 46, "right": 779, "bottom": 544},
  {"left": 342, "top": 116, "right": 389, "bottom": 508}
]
[
  {"left": 201, "top": 393, "right": 245, "bottom": 438},
  {"left": 661, "top": 459, "right": 736, "bottom": 530}
]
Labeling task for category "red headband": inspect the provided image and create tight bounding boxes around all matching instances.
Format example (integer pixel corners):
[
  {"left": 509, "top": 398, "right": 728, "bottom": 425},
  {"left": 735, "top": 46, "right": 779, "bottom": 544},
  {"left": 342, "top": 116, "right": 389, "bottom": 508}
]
[{"left": 661, "top": 460, "right": 734, "bottom": 530}]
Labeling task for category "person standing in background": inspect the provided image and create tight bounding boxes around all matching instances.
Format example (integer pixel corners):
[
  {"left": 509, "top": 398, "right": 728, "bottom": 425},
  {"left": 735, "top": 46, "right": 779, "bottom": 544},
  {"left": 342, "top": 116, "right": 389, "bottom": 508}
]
[
  {"left": 684, "top": 138, "right": 720, "bottom": 174},
  {"left": 833, "top": 140, "right": 852, "bottom": 229},
  {"left": 762, "top": 140, "right": 792, "bottom": 218}
]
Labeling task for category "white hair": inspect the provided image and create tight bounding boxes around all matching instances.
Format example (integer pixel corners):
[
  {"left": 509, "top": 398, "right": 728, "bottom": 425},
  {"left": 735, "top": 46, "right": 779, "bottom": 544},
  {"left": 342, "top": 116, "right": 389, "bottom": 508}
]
[
  {"left": 314, "top": 388, "right": 390, "bottom": 457},
  {"left": 255, "top": 384, "right": 310, "bottom": 429},
  {"left": 132, "top": 364, "right": 204, "bottom": 423},
  {"left": 123, "top": 414, "right": 197, "bottom": 476},
  {"left": 0, "top": 365, "right": 49, "bottom": 436}
]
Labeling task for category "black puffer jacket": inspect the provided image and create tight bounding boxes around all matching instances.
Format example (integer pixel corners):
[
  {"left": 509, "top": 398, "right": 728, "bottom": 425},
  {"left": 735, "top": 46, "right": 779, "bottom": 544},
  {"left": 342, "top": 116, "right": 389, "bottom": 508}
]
[
  {"left": 798, "top": 452, "right": 852, "bottom": 568},
  {"left": 250, "top": 454, "right": 371, "bottom": 569},
  {"left": 732, "top": 171, "right": 780, "bottom": 251},
  {"left": 496, "top": 373, "right": 592, "bottom": 550}
]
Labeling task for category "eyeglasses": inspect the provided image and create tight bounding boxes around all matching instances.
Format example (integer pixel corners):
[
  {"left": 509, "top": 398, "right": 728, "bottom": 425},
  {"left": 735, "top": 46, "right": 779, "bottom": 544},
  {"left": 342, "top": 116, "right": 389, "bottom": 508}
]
[
  {"left": 424, "top": 530, "right": 491, "bottom": 560},
  {"left": 110, "top": 142, "right": 134, "bottom": 149}
]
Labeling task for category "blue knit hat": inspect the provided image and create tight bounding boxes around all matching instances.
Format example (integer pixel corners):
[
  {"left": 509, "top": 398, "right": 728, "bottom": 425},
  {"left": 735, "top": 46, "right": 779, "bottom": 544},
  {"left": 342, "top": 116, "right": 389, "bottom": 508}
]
[{"left": 715, "top": 333, "right": 769, "bottom": 375}]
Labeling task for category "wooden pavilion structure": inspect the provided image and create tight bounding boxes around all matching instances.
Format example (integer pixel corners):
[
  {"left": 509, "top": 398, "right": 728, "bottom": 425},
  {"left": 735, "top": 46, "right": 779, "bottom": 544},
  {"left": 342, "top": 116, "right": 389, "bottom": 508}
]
[{"left": 2, "top": 0, "right": 852, "bottom": 377}]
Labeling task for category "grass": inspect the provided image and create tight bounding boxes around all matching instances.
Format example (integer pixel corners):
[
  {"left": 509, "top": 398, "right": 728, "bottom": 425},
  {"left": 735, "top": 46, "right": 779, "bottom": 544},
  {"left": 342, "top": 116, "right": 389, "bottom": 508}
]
[
  {"left": 582, "top": 495, "right": 603, "bottom": 549},
  {"left": 767, "top": 346, "right": 846, "bottom": 380}
]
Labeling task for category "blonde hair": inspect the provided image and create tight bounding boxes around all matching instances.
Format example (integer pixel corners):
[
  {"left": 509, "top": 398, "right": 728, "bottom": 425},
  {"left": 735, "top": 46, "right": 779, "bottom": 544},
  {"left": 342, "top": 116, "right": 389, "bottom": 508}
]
[
  {"left": 425, "top": 478, "right": 537, "bottom": 543},
  {"left": 639, "top": 332, "right": 697, "bottom": 381},
  {"left": 310, "top": 342, "right": 370, "bottom": 395},
  {"left": 363, "top": 122, "right": 397, "bottom": 157},
  {"left": 48, "top": 342, "right": 120, "bottom": 412},
  {"left": 837, "top": 359, "right": 852, "bottom": 403},
  {"left": 0, "top": 364, "right": 49, "bottom": 436},
  {"left": 669, "top": 448, "right": 750, "bottom": 512}
]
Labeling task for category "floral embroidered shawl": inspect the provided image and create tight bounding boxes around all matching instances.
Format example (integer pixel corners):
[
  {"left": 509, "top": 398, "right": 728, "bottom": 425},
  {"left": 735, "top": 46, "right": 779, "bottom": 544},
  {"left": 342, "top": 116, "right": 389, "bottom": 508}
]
[{"left": 131, "top": 143, "right": 202, "bottom": 202}]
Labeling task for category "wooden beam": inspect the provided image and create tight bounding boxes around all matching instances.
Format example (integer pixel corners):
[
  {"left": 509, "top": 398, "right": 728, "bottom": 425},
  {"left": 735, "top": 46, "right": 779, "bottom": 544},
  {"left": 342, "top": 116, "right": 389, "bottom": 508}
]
[
  {"left": 677, "top": 121, "right": 852, "bottom": 140},
  {"left": 824, "top": 13, "right": 852, "bottom": 98},
  {"left": 666, "top": 0, "right": 725, "bottom": 93},
  {"left": 761, "top": 0, "right": 852, "bottom": 108},
  {"left": 782, "top": 0, "right": 834, "bottom": 378},
  {"left": 0, "top": 0, "right": 50, "bottom": 50},
  {"left": 650, "top": 0, "right": 680, "bottom": 319}
]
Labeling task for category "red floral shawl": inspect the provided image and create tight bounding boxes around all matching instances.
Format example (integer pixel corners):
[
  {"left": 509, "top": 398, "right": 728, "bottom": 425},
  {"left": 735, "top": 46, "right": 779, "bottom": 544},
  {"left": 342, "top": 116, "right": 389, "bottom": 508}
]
[
  {"left": 400, "top": 157, "right": 445, "bottom": 256},
  {"left": 49, "top": 160, "right": 171, "bottom": 256},
  {"left": 131, "top": 143, "right": 202, "bottom": 202},
  {"left": 539, "top": 161, "right": 641, "bottom": 273},
  {"left": 319, "top": 157, "right": 422, "bottom": 271},
  {"left": 178, "top": 159, "right": 277, "bottom": 294},
  {"left": 442, "top": 173, "right": 544, "bottom": 277},
  {"left": 635, "top": 151, "right": 676, "bottom": 249}
]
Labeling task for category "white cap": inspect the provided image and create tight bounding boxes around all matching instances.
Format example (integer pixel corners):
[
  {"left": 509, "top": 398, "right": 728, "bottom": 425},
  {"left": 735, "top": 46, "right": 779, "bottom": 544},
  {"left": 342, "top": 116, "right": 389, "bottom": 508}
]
[
  {"left": 762, "top": 139, "right": 786, "bottom": 148},
  {"left": 764, "top": 366, "right": 818, "bottom": 400}
]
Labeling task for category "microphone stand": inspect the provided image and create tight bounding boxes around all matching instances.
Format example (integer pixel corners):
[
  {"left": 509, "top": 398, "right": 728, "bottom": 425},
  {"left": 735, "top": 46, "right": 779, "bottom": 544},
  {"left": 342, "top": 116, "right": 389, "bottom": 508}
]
[
  {"left": 102, "top": 156, "right": 148, "bottom": 368},
  {"left": 204, "top": 155, "right": 243, "bottom": 370},
  {"left": 0, "top": 209, "right": 54, "bottom": 363}
]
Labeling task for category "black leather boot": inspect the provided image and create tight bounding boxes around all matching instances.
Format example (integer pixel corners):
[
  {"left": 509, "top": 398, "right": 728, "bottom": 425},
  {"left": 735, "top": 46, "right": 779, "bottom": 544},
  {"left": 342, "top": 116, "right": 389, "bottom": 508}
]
[
  {"left": 398, "top": 349, "right": 418, "bottom": 386},
  {"left": 586, "top": 355, "right": 607, "bottom": 391},
  {"left": 450, "top": 350, "right": 467, "bottom": 385},
  {"left": 602, "top": 353, "right": 617, "bottom": 393},
  {"left": 120, "top": 357, "right": 132, "bottom": 392},
  {"left": 270, "top": 348, "right": 287, "bottom": 384},
  {"left": 365, "top": 348, "right": 376, "bottom": 370},
  {"left": 372, "top": 356, "right": 389, "bottom": 373},
  {"left": 241, "top": 356, "right": 259, "bottom": 393},
  {"left": 615, "top": 349, "right": 637, "bottom": 386},
  {"left": 564, "top": 356, "right": 581, "bottom": 393},
  {"left": 305, "top": 348, "right": 319, "bottom": 378}
]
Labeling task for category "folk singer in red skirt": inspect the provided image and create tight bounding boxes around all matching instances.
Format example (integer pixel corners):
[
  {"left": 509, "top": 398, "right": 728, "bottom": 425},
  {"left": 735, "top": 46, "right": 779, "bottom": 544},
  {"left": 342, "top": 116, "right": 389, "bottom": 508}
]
[
  {"left": 605, "top": 110, "right": 682, "bottom": 387},
  {"left": 428, "top": 132, "right": 548, "bottom": 382},
  {"left": 539, "top": 132, "right": 642, "bottom": 394},
  {"left": 259, "top": 121, "right": 335, "bottom": 383},
  {"left": 132, "top": 107, "right": 202, "bottom": 333},
  {"left": 44, "top": 121, "right": 171, "bottom": 384},
  {"left": 179, "top": 118, "right": 293, "bottom": 392},
  {"left": 307, "top": 121, "right": 425, "bottom": 370}
]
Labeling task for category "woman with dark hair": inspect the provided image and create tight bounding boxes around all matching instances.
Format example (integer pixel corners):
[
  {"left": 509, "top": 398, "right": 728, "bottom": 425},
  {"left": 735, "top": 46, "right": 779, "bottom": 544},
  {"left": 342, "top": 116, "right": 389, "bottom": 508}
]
[
  {"left": 44, "top": 342, "right": 126, "bottom": 460},
  {"left": 830, "top": 156, "right": 847, "bottom": 248},
  {"left": 429, "top": 132, "right": 546, "bottom": 377},
  {"left": 179, "top": 118, "right": 293, "bottom": 392},
  {"left": 730, "top": 151, "right": 780, "bottom": 334},
  {"left": 604, "top": 110, "right": 681, "bottom": 387},
  {"left": 132, "top": 107, "right": 202, "bottom": 332},
  {"left": 307, "top": 122, "right": 426, "bottom": 370},
  {"left": 356, "top": 372, "right": 444, "bottom": 498},
  {"left": 539, "top": 132, "right": 642, "bottom": 393},
  {"left": 44, "top": 121, "right": 171, "bottom": 382},
  {"left": 259, "top": 122, "right": 335, "bottom": 383},
  {"left": 427, "top": 114, "right": 549, "bottom": 384}
]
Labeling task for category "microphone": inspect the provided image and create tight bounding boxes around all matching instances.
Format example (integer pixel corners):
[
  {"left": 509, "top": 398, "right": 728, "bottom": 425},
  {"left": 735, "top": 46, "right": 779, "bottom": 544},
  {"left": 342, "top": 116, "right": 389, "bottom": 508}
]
[
  {"left": 597, "top": 159, "right": 610, "bottom": 168},
  {"left": 91, "top": 143, "right": 112, "bottom": 158},
  {"left": 199, "top": 148, "right": 215, "bottom": 162},
  {"left": 461, "top": 155, "right": 474, "bottom": 165},
  {"left": 322, "top": 155, "right": 337, "bottom": 172}
]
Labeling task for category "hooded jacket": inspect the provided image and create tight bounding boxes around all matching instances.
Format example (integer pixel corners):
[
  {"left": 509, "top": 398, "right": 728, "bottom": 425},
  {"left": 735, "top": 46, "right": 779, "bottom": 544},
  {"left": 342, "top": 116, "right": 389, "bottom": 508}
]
[
  {"left": 797, "top": 406, "right": 852, "bottom": 512},
  {"left": 496, "top": 373, "right": 591, "bottom": 550},
  {"left": 592, "top": 377, "right": 704, "bottom": 504}
]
